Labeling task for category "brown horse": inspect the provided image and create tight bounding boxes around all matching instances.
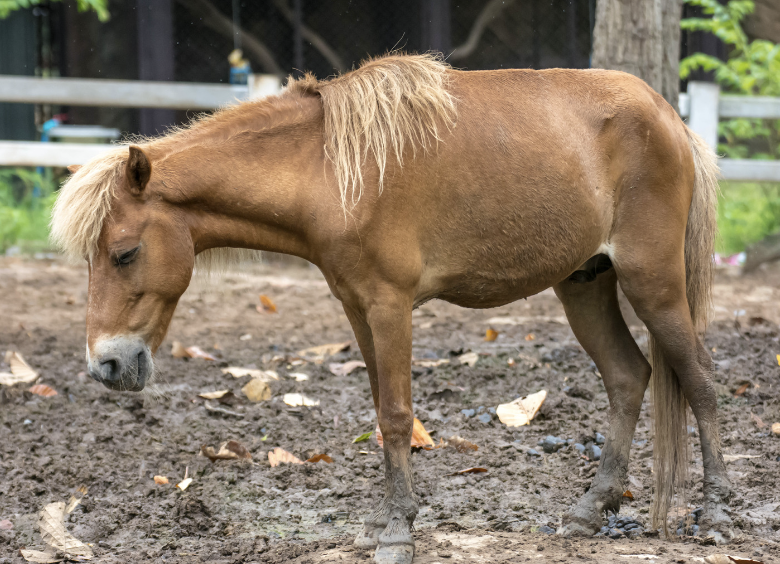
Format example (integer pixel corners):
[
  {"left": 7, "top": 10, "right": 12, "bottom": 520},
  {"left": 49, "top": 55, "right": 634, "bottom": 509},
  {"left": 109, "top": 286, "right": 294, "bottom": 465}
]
[{"left": 51, "top": 54, "right": 731, "bottom": 563}]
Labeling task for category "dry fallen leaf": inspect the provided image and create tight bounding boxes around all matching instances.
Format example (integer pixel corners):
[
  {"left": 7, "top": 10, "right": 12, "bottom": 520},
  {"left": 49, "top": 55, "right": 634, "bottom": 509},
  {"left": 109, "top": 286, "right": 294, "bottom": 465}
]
[
  {"left": 242, "top": 379, "right": 272, "bottom": 402},
  {"left": 457, "top": 352, "right": 479, "bottom": 367},
  {"left": 28, "top": 384, "right": 57, "bottom": 398},
  {"left": 525, "top": 333, "right": 536, "bottom": 341},
  {"left": 36, "top": 501, "right": 92, "bottom": 560},
  {"left": 484, "top": 328, "right": 498, "bottom": 342},
  {"left": 297, "top": 341, "right": 351, "bottom": 359},
  {"left": 64, "top": 486, "right": 87, "bottom": 515},
  {"left": 288, "top": 372, "right": 309, "bottom": 381},
  {"left": 153, "top": 476, "right": 169, "bottom": 485},
  {"left": 268, "top": 447, "right": 304, "bottom": 467},
  {"left": 723, "top": 454, "right": 760, "bottom": 463},
  {"left": 0, "top": 351, "right": 39, "bottom": 386},
  {"left": 448, "top": 467, "right": 488, "bottom": 476},
  {"left": 750, "top": 413, "right": 766, "bottom": 429},
  {"left": 221, "top": 367, "right": 279, "bottom": 381},
  {"left": 705, "top": 555, "right": 765, "bottom": 564},
  {"left": 177, "top": 478, "right": 193, "bottom": 491},
  {"left": 376, "top": 418, "right": 434, "bottom": 449},
  {"left": 171, "top": 341, "right": 189, "bottom": 358},
  {"left": 496, "top": 390, "right": 547, "bottom": 427},
  {"left": 201, "top": 440, "right": 252, "bottom": 462},
  {"left": 258, "top": 294, "right": 278, "bottom": 313},
  {"left": 622, "top": 490, "right": 634, "bottom": 500},
  {"left": 329, "top": 360, "right": 366, "bottom": 376},
  {"left": 448, "top": 436, "right": 478, "bottom": 453},
  {"left": 733, "top": 382, "right": 751, "bottom": 397},
  {"left": 185, "top": 346, "right": 217, "bottom": 360},
  {"left": 283, "top": 393, "right": 319, "bottom": 407},
  {"left": 412, "top": 358, "right": 450, "bottom": 368},
  {"left": 171, "top": 342, "right": 217, "bottom": 360},
  {"left": 198, "top": 390, "right": 231, "bottom": 400},
  {"left": 772, "top": 422, "right": 780, "bottom": 437},
  {"left": 19, "top": 549, "right": 62, "bottom": 563},
  {"left": 306, "top": 453, "right": 333, "bottom": 464}
]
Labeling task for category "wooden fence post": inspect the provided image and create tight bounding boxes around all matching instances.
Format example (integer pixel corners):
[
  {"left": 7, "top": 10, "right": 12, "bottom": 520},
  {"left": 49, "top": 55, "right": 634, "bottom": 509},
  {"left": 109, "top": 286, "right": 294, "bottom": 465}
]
[{"left": 687, "top": 81, "right": 720, "bottom": 152}]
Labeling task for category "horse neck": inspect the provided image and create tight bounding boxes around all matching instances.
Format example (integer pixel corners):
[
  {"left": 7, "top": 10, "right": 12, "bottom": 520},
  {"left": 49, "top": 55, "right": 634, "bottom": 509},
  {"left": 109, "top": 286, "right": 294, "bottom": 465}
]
[{"left": 155, "top": 106, "right": 328, "bottom": 263}]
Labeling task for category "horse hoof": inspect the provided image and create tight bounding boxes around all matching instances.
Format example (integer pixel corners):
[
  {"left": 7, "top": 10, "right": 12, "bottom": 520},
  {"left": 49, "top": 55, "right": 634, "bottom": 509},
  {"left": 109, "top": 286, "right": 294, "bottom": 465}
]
[
  {"left": 374, "top": 543, "right": 414, "bottom": 564},
  {"left": 354, "top": 524, "right": 383, "bottom": 549}
]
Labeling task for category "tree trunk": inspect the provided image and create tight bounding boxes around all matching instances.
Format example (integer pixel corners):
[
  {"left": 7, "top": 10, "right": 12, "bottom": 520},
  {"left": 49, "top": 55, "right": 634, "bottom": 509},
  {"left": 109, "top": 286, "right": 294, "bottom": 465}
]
[{"left": 592, "top": 0, "right": 683, "bottom": 111}]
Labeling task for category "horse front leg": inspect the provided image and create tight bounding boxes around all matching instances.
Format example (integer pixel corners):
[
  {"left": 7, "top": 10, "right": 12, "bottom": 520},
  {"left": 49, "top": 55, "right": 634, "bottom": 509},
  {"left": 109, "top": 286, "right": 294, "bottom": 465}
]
[{"left": 344, "top": 295, "right": 417, "bottom": 563}]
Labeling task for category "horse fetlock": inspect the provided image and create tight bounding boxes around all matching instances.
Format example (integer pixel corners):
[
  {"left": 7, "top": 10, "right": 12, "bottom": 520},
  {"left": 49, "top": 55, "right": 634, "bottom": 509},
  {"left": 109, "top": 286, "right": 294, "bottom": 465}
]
[{"left": 354, "top": 523, "right": 384, "bottom": 549}]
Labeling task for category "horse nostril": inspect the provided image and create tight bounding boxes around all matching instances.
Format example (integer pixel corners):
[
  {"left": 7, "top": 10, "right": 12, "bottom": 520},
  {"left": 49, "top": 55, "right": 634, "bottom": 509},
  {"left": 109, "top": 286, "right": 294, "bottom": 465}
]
[
  {"left": 137, "top": 350, "right": 147, "bottom": 378},
  {"left": 100, "top": 358, "right": 120, "bottom": 382}
]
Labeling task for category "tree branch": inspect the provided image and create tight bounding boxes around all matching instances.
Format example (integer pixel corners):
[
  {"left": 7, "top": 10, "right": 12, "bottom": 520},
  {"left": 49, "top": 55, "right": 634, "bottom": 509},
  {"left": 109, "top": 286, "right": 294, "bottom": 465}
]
[
  {"left": 175, "top": 0, "right": 282, "bottom": 75},
  {"left": 449, "top": 0, "right": 517, "bottom": 61},
  {"left": 272, "top": 0, "right": 346, "bottom": 73}
]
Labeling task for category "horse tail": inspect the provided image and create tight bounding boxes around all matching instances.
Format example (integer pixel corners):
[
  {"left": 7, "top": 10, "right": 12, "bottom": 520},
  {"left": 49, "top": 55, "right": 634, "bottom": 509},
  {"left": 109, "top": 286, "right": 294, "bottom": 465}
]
[{"left": 650, "top": 126, "right": 718, "bottom": 534}]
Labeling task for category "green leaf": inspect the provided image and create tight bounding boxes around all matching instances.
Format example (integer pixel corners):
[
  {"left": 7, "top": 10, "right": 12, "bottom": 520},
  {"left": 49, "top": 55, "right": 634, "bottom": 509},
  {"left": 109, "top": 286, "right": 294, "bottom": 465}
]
[{"left": 352, "top": 431, "right": 374, "bottom": 443}]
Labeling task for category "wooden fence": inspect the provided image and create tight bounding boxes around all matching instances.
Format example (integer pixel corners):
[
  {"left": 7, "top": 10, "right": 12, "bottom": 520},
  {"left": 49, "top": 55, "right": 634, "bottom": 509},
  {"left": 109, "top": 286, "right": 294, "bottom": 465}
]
[{"left": 0, "top": 76, "right": 778, "bottom": 182}]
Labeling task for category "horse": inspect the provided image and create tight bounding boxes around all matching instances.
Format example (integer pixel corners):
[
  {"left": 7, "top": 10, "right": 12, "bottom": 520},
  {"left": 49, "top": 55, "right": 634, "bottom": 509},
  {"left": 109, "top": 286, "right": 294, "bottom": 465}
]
[{"left": 51, "top": 53, "right": 732, "bottom": 564}]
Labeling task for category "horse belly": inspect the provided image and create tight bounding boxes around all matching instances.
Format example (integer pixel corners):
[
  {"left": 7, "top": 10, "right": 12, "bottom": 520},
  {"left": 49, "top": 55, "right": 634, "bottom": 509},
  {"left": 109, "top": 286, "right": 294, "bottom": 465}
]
[{"left": 416, "top": 181, "right": 609, "bottom": 309}]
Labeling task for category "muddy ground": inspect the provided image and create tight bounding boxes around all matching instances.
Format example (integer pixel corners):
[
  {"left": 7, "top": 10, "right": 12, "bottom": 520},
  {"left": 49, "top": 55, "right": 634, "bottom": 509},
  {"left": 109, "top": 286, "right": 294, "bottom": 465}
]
[{"left": 1, "top": 256, "right": 779, "bottom": 564}]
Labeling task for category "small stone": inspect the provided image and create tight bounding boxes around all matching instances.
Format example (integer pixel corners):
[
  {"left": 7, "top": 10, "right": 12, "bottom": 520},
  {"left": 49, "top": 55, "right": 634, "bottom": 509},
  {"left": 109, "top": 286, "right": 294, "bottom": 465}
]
[
  {"left": 538, "top": 526, "right": 555, "bottom": 535},
  {"left": 427, "top": 409, "right": 444, "bottom": 422},
  {"left": 595, "top": 432, "right": 606, "bottom": 445},
  {"left": 477, "top": 412, "right": 492, "bottom": 424},
  {"left": 608, "top": 528, "right": 624, "bottom": 539},
  {"left": 527, "top": 448, "right": 541, "bottom": 457},
  {"left": 586, "top": 444, "right": 601, "bottom": 461},
  {"left": 627, "top": 527, "right": 644, "bottom": 538},
  {"left": 461, "top": 409, "right": 476, "bottom": 418},
  {"left": 487, "top": 407, "right": 497, "bottom": 415},
  {"left": 623, "top": 523, "right": 637, "bottom": 531},
  {"left": 607, "top": 516, "right": 617, "bottom": 527},
  {"left": 599, "top": 526, "right": 610, "bottom": 535},
  {"left": 540, "top": 435, "right": 566, "bottom": 454},
  {"left": 437, "top": 550, "right": 452, "bottom": 558},
  {"left": 574, "top": 443, "right": 586, "bottom": 454}
]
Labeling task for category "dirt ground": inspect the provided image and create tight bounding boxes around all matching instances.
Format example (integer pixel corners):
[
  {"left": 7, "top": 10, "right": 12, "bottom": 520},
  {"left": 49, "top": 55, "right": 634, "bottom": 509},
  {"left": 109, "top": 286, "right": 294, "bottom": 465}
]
[{"left": 1, "top": 256, "right": 779, "bottom": 564}]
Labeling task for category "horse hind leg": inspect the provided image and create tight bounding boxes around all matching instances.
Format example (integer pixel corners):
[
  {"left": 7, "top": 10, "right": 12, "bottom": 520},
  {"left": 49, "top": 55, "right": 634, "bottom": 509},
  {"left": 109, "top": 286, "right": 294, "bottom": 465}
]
[
  {"left": 616, "top": 244, "right": 732, "bottom": 541},
  {"left": 554, "top": 266, "right": 652, "bottom": 537}
]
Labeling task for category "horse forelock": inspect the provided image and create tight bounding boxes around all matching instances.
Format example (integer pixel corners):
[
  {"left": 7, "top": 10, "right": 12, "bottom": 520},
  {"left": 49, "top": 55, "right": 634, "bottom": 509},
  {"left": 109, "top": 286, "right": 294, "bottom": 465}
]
[
  {"left": 50, "top": 149, "right": 127, "bottom": 263},
  {"left": 287, "top": 52, "right": 457, "bottom": 212}
]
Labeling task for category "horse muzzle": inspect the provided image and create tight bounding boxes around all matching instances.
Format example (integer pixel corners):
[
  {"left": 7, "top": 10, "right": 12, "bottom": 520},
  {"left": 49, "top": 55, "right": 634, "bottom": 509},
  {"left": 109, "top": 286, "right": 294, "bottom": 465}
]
[{"left": 87, "top": 336, "right": 152, "bottom": 392}]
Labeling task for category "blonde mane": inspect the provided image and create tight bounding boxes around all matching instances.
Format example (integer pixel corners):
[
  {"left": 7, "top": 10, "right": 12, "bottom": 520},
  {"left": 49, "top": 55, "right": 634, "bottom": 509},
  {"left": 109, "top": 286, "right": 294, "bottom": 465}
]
[
  {"left": 289, "top": 53, "right": 456, "bottom": 210},
  {"left": 50, "top": 53, "right": 456, "bottom": 265}
]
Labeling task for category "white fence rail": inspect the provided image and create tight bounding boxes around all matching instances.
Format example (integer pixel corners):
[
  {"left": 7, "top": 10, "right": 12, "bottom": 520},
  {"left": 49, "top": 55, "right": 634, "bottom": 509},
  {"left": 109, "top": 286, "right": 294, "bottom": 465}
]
[{"left": 0, "top": 76, "right": 778, "bottom": 181}]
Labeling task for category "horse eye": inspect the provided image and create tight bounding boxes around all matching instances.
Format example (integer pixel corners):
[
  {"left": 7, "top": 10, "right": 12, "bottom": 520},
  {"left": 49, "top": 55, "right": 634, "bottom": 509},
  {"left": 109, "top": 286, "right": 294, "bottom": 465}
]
[{"left": 114, "top": 246, "right": 140, "bottom": 267}]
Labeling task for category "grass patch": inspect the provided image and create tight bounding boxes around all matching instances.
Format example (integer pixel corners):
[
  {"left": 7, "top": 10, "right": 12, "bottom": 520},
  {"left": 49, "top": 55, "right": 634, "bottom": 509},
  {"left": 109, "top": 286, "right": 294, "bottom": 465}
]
[
  {"left": 717, "top": 181, "right": 780, "bottom": 255},
  {"left": 0, "top": 167, "right": 58, "bottom": 254}
]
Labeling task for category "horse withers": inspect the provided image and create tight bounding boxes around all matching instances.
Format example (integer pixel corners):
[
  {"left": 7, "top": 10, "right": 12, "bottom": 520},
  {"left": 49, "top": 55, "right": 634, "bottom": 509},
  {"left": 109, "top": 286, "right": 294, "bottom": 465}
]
[{"left": 51, "top": 54, "right": 732, "bottom": 563}]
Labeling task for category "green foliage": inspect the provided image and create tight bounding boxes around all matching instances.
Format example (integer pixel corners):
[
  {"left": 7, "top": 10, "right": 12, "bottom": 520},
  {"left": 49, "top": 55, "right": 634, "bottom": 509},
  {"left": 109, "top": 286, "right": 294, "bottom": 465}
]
[
  {"left": 0, "top": 0, "right": 108, "bottom": 21},
  {"left": 681, "top": 0, "right": 780, "bottom": 158},
  {"left": 717, "top": 182, "right": 780, "bottom": 255},
  {"left": 0, "top": 168, "right": 57, "bottom": 254}
]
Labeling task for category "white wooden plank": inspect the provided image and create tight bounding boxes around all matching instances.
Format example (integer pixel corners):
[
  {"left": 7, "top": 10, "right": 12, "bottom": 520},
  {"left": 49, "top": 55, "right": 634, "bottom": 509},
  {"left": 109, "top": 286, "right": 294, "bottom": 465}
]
[
  {"left": 678, "top": 93, "right": 690, "bottom": 117},
  {"left": 0, "top": 141, "right": 117, "bottom": 167},
  {"left": 719, "top": 95, "right": 780, "bottom": 119},
  {"left": 0, "top": 75, "right": 256, "bottom": 110},
  {"left": 688, "top": 82, "right": 720, "bottom": 151},
  {"left": 720, "top": 158, "right": 780, "bottom": 182}
]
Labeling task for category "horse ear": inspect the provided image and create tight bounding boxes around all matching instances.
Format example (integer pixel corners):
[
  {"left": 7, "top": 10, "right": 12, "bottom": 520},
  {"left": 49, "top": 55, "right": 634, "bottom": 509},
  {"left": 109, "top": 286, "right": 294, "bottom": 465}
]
[
  {"left": 125, "top": 146, "right": 152, "bottom": 196},
  {"left": 67, "top": 165, "right": 81, "bottom": 174}
]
